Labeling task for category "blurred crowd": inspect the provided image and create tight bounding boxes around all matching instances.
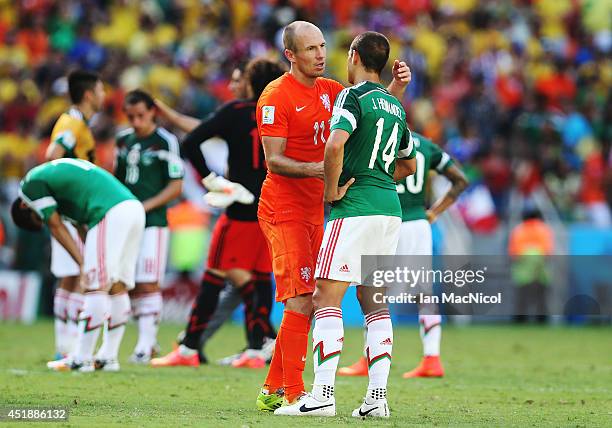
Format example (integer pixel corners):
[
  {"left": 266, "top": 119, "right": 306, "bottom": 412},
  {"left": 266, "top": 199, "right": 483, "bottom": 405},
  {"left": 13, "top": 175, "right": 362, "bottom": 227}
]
[{"left": 0, "top": 0, "right": 611, "bottom": 256}]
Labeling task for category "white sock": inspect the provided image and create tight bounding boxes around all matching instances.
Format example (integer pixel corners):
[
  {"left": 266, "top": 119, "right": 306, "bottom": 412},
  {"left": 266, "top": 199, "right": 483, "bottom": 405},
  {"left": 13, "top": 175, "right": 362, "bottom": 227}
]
[
  {"left": 97, "top": 293, "right": 130, "bottom": 361},
  {"left": 312, "top": 307, "right": 343, "bottom": 398},
  {"left": 53, "top": 289, "right": 70, "bottom": 355},
  {"left": 367, "top": 387, "right": 387, "bottom": 402},
  {"left": 362, "top": 322, "right": 367, "bottom": 357},
  {"left": 74, "top": 292, "right": 109, "bottom": 363},
  {"left": 66, "top": 292, "right": 84, "bottom": 355},
  {"left": 365, "top": 308, "right": 392, "bottom": 391},
  {"left": 132, "top": 292, "right": 162, "bottom": 356},
  {"left": 178, "top": 344, "right": 197, "bottom": 357},
  {"left": 419, "top": 314, "right": 441, "bottom": 356}
]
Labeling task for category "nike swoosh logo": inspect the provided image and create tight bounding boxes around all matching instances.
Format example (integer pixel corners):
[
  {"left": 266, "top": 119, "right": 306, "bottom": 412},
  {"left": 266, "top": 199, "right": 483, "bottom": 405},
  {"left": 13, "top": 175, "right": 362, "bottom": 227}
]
[
  {"left": 359, "top": 407, "right": 378, "bottom": 416},
  {"left": 299, "top": 403, "right": 333, "bottom": 413},
  {"left": 296, "top": 106, "right": 306, "bottom": 112}
]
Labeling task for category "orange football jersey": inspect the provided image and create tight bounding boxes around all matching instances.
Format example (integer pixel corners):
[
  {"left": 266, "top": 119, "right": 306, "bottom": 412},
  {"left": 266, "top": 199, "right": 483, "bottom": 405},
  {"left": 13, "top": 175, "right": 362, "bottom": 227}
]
[{"left": 257, "top": 72, "right": 344, "bottom": 225}]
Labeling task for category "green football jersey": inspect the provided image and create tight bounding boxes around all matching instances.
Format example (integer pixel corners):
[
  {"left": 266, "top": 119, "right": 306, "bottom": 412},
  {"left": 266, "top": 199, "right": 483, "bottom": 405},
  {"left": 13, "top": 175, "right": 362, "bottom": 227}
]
[
  {"left": 115, "top": 127, "right": 184, "bottom": 227},
  {"left": 397, "top": 133, "right": 453, "bottom": 222},
  {"left": 328, "top": 81, "right": 415, "bottom": 220},
  {"left": 19, "top": 159, "right": 137, "bottom": 228}
]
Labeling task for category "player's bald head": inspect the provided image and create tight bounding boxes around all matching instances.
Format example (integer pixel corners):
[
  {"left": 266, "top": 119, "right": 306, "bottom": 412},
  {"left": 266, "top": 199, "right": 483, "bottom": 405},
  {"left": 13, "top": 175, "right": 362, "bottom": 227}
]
[{"left": 283, "top": 21, "right": 322, "bottom": 52}]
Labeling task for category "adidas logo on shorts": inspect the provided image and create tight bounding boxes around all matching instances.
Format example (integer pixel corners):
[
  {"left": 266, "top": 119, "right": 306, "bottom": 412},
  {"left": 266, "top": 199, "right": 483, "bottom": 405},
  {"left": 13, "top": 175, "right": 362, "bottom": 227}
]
[
  {"left": 380, "top": 337, "right": 392, "bottom": 346},
  {"left": 339, "top": 264, "right": 350, "bottom": 273}
]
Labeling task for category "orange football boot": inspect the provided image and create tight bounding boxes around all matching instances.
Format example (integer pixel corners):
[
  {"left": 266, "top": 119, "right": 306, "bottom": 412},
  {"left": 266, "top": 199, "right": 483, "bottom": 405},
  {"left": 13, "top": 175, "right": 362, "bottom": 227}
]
[
  {"left": 231, "top": 352, "right": 266, "bottom": 369},
  {"left": 150, "top": 348, "right": 199, "bottom": 367},
  {"left": 403, "top": 355, "right": 444, "bottom": 378},
  {"left": 337, "top": 356, "right": 368, "bottom": 376}
]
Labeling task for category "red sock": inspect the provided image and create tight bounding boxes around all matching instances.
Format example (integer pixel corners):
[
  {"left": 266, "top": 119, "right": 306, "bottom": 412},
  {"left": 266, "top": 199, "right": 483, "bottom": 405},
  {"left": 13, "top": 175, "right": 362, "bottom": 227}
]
[
  {"left": 279, "top": 310, "right": 311, "bottom": 402},
  {"left": 263, "top": 328, "right": 283, "bottom": 392}
]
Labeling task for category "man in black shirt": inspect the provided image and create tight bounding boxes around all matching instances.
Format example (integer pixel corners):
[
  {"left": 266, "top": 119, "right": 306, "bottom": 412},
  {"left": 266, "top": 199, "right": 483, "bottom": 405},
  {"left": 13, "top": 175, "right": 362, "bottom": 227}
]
[{"left": 152, "top": 58, "right": 286, "bottom": 368}]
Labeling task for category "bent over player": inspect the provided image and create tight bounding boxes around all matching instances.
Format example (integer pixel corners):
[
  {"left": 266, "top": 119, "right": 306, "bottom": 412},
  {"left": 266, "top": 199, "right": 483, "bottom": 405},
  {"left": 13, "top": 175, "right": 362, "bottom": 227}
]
[
  {"left": 255, "top": 21, "right": 411, "bottom": 411},
  {"left": 274, "top": 31, "right": 416, "bottom": 418},
  {"left": 11, "top": 159, "right": 144, "bottom": 372},
  {"left": 114, "top": 89, "right": 184, "bottom": 364},
  {"left": 45, "top": 70, "right": 105, "bottom": 359}
]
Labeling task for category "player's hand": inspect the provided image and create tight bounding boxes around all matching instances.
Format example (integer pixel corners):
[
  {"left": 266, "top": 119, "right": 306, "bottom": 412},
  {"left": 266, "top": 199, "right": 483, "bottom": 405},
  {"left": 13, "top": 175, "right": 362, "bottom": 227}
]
[
  {"left": 202, "top": 172, "right": 232, "bottom": 193},
  {"left": 202, "top": 173, "right": 254, "bottom": 203},
  {"left": 204, "top": 191, "right": 235, "bottom": 208},
  {"left": 426, "top": 210, "right": 437, "bottom": 224},
  {"left": 392, "top": 60, "right": 411, "bottom": 87},
  {"left": 325, "top": 178, "right": 355, "bottom": 203},
  {"left": 153, "top": 98, "right": 172, "bottom": 118},
  {"left": 203, "top": 175, "right": 255, "bottom": 208}
]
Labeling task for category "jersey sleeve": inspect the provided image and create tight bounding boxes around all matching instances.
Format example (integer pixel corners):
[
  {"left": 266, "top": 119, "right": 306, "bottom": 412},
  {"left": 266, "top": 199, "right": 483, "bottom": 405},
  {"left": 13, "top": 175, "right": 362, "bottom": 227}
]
[
  {"left": 19, "top": 178, "right": 57, "bottom": 223},
  {"left": 50, "top": 117, "right": 78, "bottom": 156},
  {"left": 157, "top": 129, "right": 185, "bottom": 180},
  {"left": 397, "top": 128, "right": 416, "bottom": 159},
  {"left": 114, "top": 134, "right": 127, "bottom": 182},
  {"left": 429, "top": 141, "right": 454, "bottom": 172},
  {"left": 330, "top": 88, "right": 360, "bottom": 135},
  {"left": 256, "top": 87, "right": 290, "bottom": 139},
  {"left": 327, "top": 79, "right": 346, "bottom": 101},
  {"left": 180, "top": 104, "right": 232, "bottom": 178}
]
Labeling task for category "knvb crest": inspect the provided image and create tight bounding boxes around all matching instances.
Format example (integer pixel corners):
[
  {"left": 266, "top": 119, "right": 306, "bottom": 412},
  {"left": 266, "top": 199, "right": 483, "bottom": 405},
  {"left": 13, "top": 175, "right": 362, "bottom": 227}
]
[
  {"left": 300, "top": 266, "right": 312, "bottom": 282},
  {"left": 320, "top": 93, "right": 331, "bottom": 112}
]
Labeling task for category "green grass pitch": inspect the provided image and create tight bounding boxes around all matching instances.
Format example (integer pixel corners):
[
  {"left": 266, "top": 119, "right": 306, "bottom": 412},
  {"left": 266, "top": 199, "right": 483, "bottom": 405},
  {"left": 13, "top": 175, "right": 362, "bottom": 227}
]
[{"left": 0, "top": 321, "right": 610, "bottom": 427}]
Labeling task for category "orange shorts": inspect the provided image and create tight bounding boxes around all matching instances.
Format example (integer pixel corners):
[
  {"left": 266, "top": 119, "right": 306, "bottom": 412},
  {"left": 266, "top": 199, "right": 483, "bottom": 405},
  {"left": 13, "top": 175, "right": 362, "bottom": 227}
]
[{"left": 259, "top": 219, "right": 324, "bottom": 303}]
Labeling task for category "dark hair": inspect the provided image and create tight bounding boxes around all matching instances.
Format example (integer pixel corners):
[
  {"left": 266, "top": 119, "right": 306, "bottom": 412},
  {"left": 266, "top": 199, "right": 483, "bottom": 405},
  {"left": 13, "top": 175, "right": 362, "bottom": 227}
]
[
  {"left": 11, "top": 198, "right": 43, "bottom": 231},
  {"left": 124, "top": 89, "right": 155, "bottom": 109},
  {"left": 245, "top": 58, "right": 287, "bottom": 100},
  {"left": 523, "top": 208, "right": 542, "bottom": 221},
  {"left": 68, "top": 69, "right": 101, "bottom": 104},
  {"left": 232, "top": 60, "right": 247, "bottom": 74},
  {"left": 350, "top": 31, "right": 390, "bottom": 75}
]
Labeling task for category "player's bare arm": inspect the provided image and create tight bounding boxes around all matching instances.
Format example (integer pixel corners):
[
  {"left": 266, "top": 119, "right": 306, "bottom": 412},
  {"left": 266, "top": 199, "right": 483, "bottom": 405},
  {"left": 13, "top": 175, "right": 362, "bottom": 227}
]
[
  {"left": 323, "top": 129, "right": 355, "bottom": 203},
  {"left": 426, "top": 163, "right": 469, "bottom": 223},
  {"left": 141, "top": 179, "right": 183, "bottom": 213},
  {"left": 45, "top": 143, "right": 67, "bottom": 161},
  {"left": 47, "top": 212, "right": 84, "bottom": 268},
  {"left": 261, "top": 136, "right": 324, "bottom": 179},
  {"left": 154, "top": 98, "right": 200, "bottom": 133},
  {"left": 386, "top": 60, "right": 411, "bottom": 99},
  {"left": 75, "top": 224, "right": 88, "bottom": 243},
  {"left": 393, "top": 157, "right": 417, "bottom": 181}
]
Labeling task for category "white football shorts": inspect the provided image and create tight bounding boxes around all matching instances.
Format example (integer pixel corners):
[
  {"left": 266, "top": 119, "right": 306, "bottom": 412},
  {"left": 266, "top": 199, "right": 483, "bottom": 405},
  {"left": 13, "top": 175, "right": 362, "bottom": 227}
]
[
  {"left": 135, "top": 226, "right": 169, "bottom": 284},
  {"left": 82, "top": 200, "right": 145, "bottom": 291},
  {"left": 50, "top": 221, "right": 83, "bottom": 277},
  {"left": 315, "top": 215, "right": 401, "bottom": 285},
  {"left": 396, "top": 219, "right": 432, "bottom": 256}
]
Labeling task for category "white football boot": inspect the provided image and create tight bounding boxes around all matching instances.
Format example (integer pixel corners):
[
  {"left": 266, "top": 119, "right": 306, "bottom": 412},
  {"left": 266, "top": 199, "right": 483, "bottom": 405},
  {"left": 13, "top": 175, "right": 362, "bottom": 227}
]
[
  {"left": 47, "top": 357, "right": 95, "bottom": 373},
  {"left": 94, "top": 358, "right": 120, "bottom": 372},
  {"left": 352, "top": 396, "right": 390, "bottom": 418},
  {"left": 273, "top": 392, "right": 335, "bottom": 417}
]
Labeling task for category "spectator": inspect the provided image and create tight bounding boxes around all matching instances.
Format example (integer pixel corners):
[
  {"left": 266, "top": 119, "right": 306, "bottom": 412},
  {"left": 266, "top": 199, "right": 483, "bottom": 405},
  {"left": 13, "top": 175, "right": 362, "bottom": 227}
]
[{"left": 508, "top": 209, "right": 555, "bottom": 323}]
